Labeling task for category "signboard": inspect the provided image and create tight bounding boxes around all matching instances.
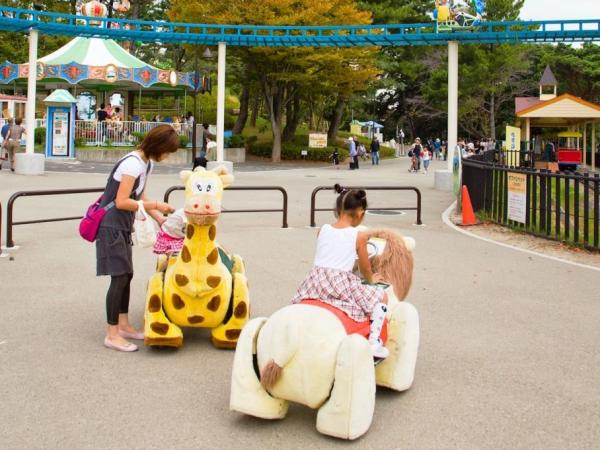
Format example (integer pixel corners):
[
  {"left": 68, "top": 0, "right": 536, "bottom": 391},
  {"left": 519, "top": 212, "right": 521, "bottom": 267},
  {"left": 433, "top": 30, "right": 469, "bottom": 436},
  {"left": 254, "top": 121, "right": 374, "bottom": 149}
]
[
  {"left": 309, "top": 133, "right": 327, "bottom": 148},
  {"left": 52, "top": 110, "right": 69, "bottom": 156},
  {"left": 505, "top": 125, "right": 521, "bottom": 167},
  {"left": 507, "top": 172, "right": 527, "bottom": 223}
]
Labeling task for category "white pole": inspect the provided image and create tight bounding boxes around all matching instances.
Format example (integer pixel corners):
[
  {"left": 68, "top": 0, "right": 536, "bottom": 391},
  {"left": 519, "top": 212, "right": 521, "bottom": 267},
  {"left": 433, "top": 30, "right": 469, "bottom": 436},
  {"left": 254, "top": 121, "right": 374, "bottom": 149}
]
[
  {"left": 447, "top": 41, "right": 458, "bottom": 171},
  {"left": 216, "top": 41, "right": 226, "bottom": 162},
  {"left": 25, "top": 28, "right": 38, "bottom": 155}
]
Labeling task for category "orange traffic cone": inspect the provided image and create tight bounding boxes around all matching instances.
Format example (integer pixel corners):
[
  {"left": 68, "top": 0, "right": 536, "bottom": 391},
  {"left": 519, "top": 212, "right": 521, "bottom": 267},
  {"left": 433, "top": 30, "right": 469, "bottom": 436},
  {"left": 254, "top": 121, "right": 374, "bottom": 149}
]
[{"left": 461, "top": 185, "right": 477, "bottom": 226}]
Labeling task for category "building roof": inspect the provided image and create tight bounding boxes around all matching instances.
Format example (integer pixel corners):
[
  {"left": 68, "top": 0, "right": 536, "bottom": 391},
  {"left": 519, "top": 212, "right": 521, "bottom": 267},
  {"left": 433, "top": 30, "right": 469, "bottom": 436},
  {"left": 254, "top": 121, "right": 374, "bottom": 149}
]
[
  {"left": 540, "top": 65, "right": 558, "bottom": 86},
  {"left": 515, "top": 97, "right": 543, "bottom": 114},
  {"left": 516, "top": 93, "right": 600, "bottom": 118},
  {"left": 44, "top": 89, "right": 78, "bottom": 104}
]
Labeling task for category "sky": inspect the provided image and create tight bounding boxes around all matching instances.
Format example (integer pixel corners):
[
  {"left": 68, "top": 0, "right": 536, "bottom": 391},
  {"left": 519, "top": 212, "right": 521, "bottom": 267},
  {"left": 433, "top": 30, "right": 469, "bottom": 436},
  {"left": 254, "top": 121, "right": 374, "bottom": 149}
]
[{"left": 519, "top": 0, "right": 600, "bottom": 21}]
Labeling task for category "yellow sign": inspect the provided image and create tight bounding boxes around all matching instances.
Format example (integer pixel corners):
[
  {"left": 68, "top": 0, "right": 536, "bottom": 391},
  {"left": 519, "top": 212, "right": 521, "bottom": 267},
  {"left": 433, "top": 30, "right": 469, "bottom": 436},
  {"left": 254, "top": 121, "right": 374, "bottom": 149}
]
[
  {"left": 507, "top": 172, "right": 527, "bottom": 223},
  {"left": 309, "top": 133, "right": 327, "bottom": 148},
  {"left": 505, "top": 125, "right": 521, "bottom": 167}
]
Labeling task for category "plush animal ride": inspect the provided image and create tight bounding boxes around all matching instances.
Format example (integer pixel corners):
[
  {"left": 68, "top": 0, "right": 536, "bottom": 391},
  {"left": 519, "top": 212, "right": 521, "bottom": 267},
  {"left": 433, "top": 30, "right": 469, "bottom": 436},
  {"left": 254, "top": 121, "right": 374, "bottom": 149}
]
[
  {"left": 144, "top": 166, "right": 250, "bottom": 348},
  {"left": 230, "top": 229, "right": 419, "bottom": 440}
]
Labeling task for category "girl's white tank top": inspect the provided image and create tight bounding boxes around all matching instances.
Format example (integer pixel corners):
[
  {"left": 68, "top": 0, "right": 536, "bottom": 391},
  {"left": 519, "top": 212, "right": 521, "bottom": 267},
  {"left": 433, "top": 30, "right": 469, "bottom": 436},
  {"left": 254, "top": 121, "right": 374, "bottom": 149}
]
[{"left": 313, "top": 223, "right": 358, "bottom": 272}]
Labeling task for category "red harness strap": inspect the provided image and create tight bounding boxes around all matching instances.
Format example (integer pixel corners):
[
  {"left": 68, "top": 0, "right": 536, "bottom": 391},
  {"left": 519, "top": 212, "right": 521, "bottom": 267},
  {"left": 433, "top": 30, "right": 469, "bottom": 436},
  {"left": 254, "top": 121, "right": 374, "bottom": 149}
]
[{"left": 299, "top": 299, "right": 388, "bottom": 344}]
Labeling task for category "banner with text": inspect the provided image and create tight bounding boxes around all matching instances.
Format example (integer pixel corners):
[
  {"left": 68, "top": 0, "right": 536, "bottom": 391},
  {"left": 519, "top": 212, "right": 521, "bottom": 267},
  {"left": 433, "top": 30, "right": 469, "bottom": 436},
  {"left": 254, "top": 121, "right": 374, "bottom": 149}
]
[
  {"left": 308, "top": 133, "right": 327, "bottom": 148},
  {"left": 507, "top": 171, "right": 527, "bottom": 223},
  {"left": 505, "top": 125, "right": 521, "bottom": 167}
]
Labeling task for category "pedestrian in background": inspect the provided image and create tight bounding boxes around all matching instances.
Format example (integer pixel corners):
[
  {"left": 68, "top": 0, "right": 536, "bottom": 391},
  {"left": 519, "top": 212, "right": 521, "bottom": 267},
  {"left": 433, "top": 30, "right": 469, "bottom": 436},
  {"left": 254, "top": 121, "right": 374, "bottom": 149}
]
[
  {"left": 3, "top": 117, "right": 26, "bottom": 172},
  {"left": 370, "top": 137, "right": 380, "bottom": 165}
]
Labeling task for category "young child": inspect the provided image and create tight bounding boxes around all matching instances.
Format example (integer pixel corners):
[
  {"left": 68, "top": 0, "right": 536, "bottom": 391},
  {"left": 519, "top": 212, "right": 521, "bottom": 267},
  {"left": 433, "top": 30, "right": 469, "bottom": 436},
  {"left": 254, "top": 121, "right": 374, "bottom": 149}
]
[
  {"left": 153, "top": 208, "right": 186, "bottom": 256},
  {"left": 422, "top": 146, "right": 431, "bottom": 174},
  {"left": 292, "top": 184, "right": 390, "bottom": 358},
  {"left": 330, "top": 147, "right": 340, "bottom": 169}
]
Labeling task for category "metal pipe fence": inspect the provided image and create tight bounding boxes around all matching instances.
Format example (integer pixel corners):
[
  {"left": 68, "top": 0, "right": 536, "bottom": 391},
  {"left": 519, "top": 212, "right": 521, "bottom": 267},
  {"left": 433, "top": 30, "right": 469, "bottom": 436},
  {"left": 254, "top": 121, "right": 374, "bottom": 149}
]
[
  {"left": 163, "top": 185, "right": 289, "bottom": 228},
  {"left": 309, "top": 186, "right": 422, "bottom": 227},
  {"left": 462, "top": 158, "right": 600, "bottom": 251},
  {"left": 5, "top": 188, "right": 104, "bottom": 248},
  {"left": 74, "top": 120, "right": 197, "bottom": 147}
]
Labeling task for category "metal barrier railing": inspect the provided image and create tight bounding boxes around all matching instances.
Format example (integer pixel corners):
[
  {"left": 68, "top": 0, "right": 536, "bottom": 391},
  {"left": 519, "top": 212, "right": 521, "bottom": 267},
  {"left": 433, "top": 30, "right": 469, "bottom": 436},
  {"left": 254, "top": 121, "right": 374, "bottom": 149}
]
[
  {"left": 164, "top": 185, "right": 289, "bottom": 228},
  {"left": 310, "top": 186, "right": 422, "bottom": 227},
  {"left": 6, "top": 188, "right": 104, "bottom": 248}
]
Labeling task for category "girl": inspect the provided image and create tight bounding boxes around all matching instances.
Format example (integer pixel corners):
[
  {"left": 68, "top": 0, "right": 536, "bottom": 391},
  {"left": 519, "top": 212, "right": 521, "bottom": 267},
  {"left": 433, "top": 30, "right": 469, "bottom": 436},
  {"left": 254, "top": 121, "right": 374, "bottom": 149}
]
[
  {"left": 96, "top": 125, "right": 177, "bottom": 352},
  {"left": 153, "top": 208, "right": 186, "bottom": 256},
  {"left": 330, "top": 147, "right": 340, "bottom": 169},
  {"left": 422, "top": 145, "right": 431, "bottom": 174},
  {"left": 292, "top": 184, "right": 390, "bottom": 358}
]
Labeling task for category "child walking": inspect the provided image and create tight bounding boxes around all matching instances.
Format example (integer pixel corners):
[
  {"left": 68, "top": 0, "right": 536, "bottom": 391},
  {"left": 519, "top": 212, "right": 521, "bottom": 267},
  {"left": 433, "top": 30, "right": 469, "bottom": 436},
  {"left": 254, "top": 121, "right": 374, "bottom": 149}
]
[
  {"left": 292, "top": 184, "right": 390, "bottom": 358},
  {"left": 330, "top": 147, "right": 340, "bottom": 169}
]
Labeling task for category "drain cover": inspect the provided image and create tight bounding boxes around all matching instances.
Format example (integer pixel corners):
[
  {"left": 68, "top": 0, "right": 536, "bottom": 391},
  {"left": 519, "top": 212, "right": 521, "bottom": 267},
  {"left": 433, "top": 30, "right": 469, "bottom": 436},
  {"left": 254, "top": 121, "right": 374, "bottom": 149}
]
[{"left": 366, "top": 210, "right": 405, "bottom": 216}]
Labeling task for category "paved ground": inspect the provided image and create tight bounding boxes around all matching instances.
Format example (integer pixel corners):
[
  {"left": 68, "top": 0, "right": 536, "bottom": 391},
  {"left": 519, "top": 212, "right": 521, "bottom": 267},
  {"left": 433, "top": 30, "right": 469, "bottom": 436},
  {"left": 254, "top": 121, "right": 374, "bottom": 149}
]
[{"left": 1, "top": 157, "right": 599, "bottom": 449}]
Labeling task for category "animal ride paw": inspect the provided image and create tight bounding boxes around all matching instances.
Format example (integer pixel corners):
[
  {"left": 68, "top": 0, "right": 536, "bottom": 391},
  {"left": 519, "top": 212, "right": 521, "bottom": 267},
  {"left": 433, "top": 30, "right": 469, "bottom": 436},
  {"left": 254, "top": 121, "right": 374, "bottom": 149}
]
[{"left": 144, "top": 320, "right": 183, "bottom": 348}]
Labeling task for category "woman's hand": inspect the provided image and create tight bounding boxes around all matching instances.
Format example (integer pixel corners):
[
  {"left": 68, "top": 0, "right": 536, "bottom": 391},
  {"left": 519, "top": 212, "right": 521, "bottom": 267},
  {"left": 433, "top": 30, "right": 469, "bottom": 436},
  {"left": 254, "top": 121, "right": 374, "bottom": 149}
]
[{"left": 155, "top": 201, "right": 175, "bottom": 215}]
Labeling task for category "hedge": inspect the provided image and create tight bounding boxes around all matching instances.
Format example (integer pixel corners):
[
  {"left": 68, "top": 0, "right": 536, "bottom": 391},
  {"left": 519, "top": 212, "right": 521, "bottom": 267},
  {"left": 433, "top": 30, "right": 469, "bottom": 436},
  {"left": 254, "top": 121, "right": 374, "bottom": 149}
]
[{"left": 248, "top": 140, "right": 349, "bottom": 162}]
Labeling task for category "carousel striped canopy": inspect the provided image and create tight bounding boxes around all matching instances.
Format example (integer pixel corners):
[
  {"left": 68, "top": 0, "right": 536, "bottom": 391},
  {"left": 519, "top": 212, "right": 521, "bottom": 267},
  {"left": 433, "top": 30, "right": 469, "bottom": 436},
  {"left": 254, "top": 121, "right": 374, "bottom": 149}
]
[{"left": 39, "top": 37, "right": 155, "bottom": 69}]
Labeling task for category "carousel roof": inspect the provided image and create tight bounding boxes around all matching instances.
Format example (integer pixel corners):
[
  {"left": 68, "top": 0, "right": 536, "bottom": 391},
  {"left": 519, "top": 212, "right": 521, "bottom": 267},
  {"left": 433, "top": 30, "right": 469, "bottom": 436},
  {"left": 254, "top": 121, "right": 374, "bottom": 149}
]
[
  {"left": 0, "top": 36, "right": 196, "bottom": 89},
  {"left": 39, "top": 37, "right": 155, "bottom": 69}
]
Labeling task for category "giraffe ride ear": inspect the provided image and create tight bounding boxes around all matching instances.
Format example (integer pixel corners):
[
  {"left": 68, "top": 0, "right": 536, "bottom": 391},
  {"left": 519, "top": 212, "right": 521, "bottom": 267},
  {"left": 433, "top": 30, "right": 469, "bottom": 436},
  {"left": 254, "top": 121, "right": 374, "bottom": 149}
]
[
  {"left": 180, "top": 170, "right": 193, "bottom": 183},
  {"left": 211, "top": 165, "right": 235, "bottom": 188}
]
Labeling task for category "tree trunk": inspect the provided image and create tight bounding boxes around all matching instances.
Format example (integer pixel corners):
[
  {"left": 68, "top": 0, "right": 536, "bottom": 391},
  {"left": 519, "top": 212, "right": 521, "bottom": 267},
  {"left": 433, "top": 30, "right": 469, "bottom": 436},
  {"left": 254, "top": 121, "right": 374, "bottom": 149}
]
[
  {"left": 262, "top": 80, "right": 284, "bottom": 162},
  {"left": 129, "top": 0, "right": 141, "bottom": 55},
  {"left": 232, "top": 85, "right": 250, "bottom": 135},
  {"left": 249, "top": 93, "right": 259, "bottom": 128},
  {"left": 282, "top": 91, "right": 301, "bottom": 143},
  {"left": 327, "top": 96, "right": 346, "bottom": 144},
  {"left": 490, "top": 93, "right": 496, "bottom": 141}
]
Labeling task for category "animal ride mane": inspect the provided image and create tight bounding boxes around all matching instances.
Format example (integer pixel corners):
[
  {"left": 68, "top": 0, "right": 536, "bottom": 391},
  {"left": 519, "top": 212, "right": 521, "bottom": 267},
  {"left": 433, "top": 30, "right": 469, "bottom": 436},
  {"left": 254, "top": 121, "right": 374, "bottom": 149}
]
[{"left": 363, "top": 228, "right": 413, "bottom": 301}]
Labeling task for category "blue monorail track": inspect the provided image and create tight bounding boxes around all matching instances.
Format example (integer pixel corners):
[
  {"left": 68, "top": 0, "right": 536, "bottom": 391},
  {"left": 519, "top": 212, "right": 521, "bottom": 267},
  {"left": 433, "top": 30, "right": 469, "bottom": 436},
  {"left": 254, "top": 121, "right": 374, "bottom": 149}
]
[{"left": 0, "top": 7, "right": 598, "bottom": 47}]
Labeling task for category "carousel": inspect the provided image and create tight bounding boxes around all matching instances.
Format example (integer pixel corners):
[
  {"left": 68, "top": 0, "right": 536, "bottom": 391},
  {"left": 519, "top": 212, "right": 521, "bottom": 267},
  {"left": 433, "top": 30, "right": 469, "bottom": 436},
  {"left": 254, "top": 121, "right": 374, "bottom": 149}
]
[{"left": 0, "top": 1, "right": 207, "bottom": 145}]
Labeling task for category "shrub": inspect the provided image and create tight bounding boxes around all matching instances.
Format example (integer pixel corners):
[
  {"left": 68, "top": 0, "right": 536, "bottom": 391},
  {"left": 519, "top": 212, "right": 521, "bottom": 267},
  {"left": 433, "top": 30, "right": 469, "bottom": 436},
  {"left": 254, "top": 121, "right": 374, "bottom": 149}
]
[
  {"left": 247, "top": 139, "right": 349, "bottom": 162},
  {"left": 244, "top": 135, "right": 258, "bottom": 149},
  {"left": 380, "top": 147, "right": 396, "bottom": 159},
  {"left": 131, "top": 131, "right": 147, "bottom": 144},
  {"left": 225, "top": 134, "right": 245, "bottom": 148},
  {"left": 178, "top": 134, "right": 189, "bottom": 148},
  {"left": 34, "top": 127, "right": 46, "bottom": 145},
  {"left": 75, "top": 136, "right": 86, "bottom": 147}
]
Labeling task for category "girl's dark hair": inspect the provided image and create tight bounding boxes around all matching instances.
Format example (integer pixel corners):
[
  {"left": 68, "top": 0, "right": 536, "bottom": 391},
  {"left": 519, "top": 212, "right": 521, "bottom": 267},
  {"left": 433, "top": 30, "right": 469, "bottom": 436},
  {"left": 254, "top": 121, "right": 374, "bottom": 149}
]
[
  {"left": 333, "top": 184, "right": 367, "bottom": 217},
  {"left": 139, "top": 124, "right": 179, "bottom": 160}
]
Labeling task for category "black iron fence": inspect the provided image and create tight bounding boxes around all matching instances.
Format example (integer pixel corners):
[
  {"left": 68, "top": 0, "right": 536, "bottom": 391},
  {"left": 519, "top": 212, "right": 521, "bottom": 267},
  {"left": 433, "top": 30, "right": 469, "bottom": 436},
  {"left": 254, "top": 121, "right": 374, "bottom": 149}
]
[
  {"left": 164, "top": 185, "right": 289, "bottom": 228},
  {"left": 310, "top": 185, "right": 422, "bottom": 227},
  {"left": 462, "top": 158, "right": 600, "bottom": 251},
  {"left": 5, "top": 188, "right": 104, "bottom": 248}
]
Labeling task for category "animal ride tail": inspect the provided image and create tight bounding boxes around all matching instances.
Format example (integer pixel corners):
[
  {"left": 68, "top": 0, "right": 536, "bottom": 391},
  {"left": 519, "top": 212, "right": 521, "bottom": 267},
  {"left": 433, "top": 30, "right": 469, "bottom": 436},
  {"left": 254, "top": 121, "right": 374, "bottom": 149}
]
[{"left": 260, "top": 360, "right": 284, "bottom": 390}]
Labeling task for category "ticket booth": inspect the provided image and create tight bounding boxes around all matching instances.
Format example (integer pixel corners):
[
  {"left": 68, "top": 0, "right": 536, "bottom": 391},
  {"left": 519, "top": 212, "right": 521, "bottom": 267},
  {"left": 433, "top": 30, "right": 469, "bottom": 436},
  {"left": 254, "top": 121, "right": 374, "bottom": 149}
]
[{"left": 44, "top": 89, "right": 77, "bottom": 159}]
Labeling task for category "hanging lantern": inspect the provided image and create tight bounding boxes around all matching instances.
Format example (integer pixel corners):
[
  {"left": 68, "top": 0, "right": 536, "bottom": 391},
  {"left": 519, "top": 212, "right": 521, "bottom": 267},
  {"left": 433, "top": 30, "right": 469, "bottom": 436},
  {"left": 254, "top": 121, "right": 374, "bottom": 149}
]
[
  {"left": 80, "top": 1, "right": 108, "bottom": 26},
  {"left": 114, "top": 0, "right": 131, "bottom": 13}
]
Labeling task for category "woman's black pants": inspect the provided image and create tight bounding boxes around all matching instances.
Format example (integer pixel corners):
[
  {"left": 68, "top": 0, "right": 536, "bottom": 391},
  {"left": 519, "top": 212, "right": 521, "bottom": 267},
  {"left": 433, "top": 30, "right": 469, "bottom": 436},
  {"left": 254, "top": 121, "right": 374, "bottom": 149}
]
[{"left": 106, "top": 273, "right": 133, "bottom": 325}]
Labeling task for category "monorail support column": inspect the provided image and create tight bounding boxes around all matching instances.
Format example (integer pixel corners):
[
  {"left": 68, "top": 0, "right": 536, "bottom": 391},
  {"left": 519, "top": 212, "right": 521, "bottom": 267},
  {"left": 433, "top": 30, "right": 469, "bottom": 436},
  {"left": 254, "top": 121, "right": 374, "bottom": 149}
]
[
  {"left": 435, "top": 41, "right": 458, "bottom": 191},
  {"left": 208, "top": 41, "right": 233, "bottom": 174},
  {"left": 17, "top": 27, "right": 44, "bottom": 175}
]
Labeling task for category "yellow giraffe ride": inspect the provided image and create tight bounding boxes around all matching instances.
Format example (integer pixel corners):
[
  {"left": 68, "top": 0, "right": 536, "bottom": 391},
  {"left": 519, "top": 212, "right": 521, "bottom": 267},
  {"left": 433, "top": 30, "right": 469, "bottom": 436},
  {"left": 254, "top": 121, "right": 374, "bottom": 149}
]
[{"left": 144, "top": 166, "right": 250, "bottom": 349}]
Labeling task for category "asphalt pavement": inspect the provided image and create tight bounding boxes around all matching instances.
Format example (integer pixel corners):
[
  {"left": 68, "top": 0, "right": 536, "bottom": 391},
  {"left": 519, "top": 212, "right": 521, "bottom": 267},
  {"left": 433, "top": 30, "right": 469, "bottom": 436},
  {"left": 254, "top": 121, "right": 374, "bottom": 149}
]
[{"left": 1, "top": 157, "right": 598, "bottom": 449}]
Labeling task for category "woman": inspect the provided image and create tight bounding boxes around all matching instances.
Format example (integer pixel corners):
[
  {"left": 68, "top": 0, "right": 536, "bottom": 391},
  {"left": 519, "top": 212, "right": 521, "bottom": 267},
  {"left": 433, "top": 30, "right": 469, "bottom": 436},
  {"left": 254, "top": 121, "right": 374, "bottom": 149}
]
[{"left": 97, "top": 125, "right": 177, "bottom": 352}]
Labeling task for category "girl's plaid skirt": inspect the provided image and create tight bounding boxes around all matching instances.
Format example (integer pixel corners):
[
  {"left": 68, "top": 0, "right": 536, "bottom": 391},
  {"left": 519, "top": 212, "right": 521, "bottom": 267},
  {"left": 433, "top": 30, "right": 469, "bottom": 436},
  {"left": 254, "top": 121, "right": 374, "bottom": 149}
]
[{"left": 292, "top": 266, "right": 384, "bottom": 322}]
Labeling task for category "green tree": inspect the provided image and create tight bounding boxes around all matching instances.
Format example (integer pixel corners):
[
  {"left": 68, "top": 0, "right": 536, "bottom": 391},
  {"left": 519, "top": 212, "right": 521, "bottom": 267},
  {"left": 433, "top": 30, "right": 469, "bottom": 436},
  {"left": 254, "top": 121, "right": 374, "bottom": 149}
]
[{"left": 169, "top": 0, "right": 377, "bottom": 162}]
